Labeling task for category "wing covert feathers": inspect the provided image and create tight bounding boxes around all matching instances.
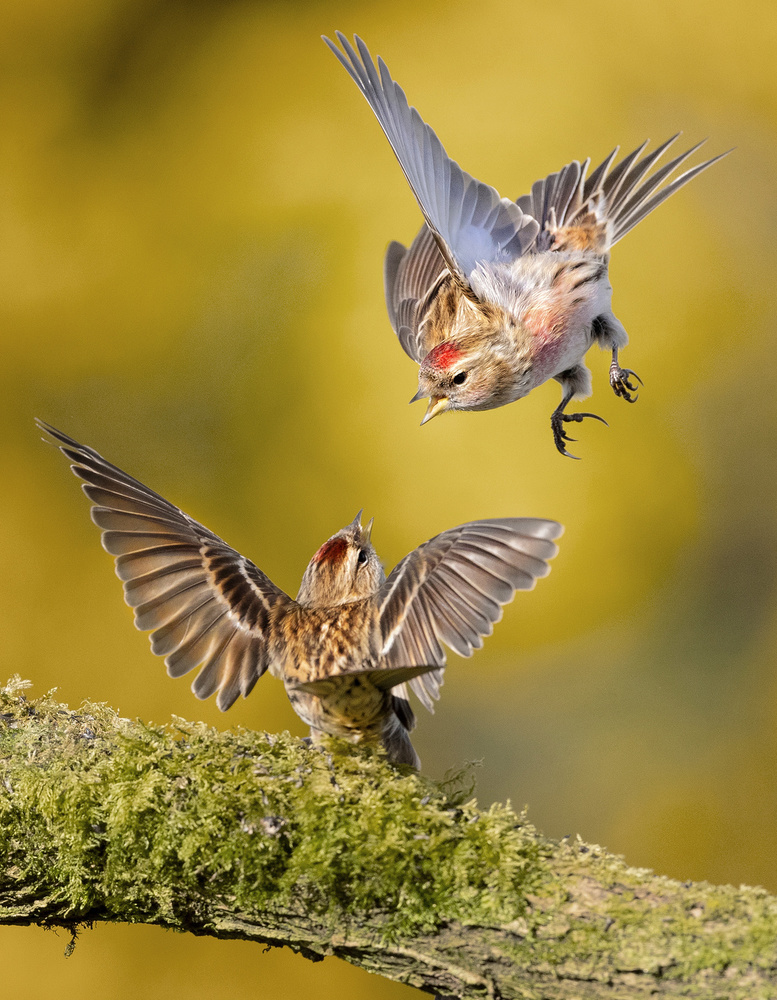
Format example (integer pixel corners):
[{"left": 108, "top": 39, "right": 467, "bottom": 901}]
[{"left": 36, "top": 420, "right": 292, "bottom": 711}]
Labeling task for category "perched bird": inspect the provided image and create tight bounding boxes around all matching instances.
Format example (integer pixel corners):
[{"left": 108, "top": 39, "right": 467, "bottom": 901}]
[
  {"left": 325, "top": 33, "right": 729, "bottom": 457},
  {"left": 37, "top": 420, "right": 562, "bottom": 768}
]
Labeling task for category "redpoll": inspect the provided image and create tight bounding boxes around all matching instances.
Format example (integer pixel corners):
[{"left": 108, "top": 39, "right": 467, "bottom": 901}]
[
  {"left": 38, "top": 420, "right": 562, "bottom": 768},
  {"left": 325, "top": 33, "right": 729, "bottom": 457}
]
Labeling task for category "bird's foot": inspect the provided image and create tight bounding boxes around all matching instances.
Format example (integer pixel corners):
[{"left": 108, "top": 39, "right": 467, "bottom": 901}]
[
  {"left": 610, "top": 361, "right": 642, "bottom": 402},
  {"left": 551, "top": 409, "right": 608, "bottom": 459}
]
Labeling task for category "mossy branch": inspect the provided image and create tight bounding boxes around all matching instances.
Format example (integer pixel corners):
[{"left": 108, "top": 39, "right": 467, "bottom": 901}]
[{"left": 1, "top": 677, "right": 776, "bottom": 998}]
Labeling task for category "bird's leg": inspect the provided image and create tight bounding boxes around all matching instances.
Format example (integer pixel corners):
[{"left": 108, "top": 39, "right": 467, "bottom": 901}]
[
  {"left": 551, "top": 367, "right": 607, "bottom": 459},
  {"left": 590, "top": 313, "right": 640, "bottom": 402},
  {"left": 609, "top": 348, "right": 642, "bottom": 403}
]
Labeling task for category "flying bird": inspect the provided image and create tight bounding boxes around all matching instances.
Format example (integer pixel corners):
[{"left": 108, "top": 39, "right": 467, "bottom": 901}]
[
  {"left": 37, "top": 420, "right": 562, "bottom": 768},
  {"left": 325, "top": 33, "right": 729, "bottom": 457}
]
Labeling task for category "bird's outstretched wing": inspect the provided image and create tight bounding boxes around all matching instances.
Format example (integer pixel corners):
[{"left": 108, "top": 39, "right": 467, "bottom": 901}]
[
  {"left": 384, "top": 225, "right": 450, "bottom": 362},
  {"left": 37, "top": 420, "right": 294, "bottom": 711},
  {"left": 377, "top": 519, "right": 562, "bottom": 711},
  {"left": 516, "top": 136, "right": 730, "bottom": 253},
  {"left": 325, "top": 32, "right": 539, "bottom": 287}
]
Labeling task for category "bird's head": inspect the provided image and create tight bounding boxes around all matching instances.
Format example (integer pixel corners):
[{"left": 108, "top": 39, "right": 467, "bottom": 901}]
[
  {"left": 412, "top": 335, "right": 531, "bottom": 422},
  {"left": 296, "top": 511, "right": 385, "bottom": 608}
]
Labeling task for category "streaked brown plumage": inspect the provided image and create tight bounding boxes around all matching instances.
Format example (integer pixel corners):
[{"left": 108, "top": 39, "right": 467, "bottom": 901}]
[
  {"left": 325, "top": 33, "right": 730, "bottom": 457},
  {"left": 38, "top": 420, "right": 562, "bottom": 768}
]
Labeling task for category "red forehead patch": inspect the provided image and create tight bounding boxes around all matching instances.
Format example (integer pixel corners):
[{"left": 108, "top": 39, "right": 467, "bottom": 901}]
[
  {"left": 314, "top": 536, "right": 348, "bottom": 565},
  {"left": 424, "top": 341, "right": 464, "bottom": 371}
]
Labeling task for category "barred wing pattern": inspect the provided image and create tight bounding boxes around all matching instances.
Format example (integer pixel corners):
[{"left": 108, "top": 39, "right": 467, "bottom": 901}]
[
  {"left": 384, "top": 224, "right": 449, "bottom": 362},
  {"left": 37, "top": 421, "right": 293, "bottom": 711},
  {"left": 325, "top": 33, "right": 539, "bottom": 285},
  {"left": 378, "top": 519, "right": 562, "bottom": 711},
  {"left": 516, "top": 135, "right": 729, "bottom": 251}
]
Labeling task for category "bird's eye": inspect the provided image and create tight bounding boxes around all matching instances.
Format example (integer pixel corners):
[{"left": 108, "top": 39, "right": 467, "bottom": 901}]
[
  {"left": 453, "top": 371, "right": 467, "bottom": 385},
  {"left": 357, "top": 549, "right": 368, "bottom": 566}
]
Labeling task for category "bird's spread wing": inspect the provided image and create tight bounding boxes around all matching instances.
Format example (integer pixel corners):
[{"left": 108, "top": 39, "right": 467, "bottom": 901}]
[
  {"left": 384, "top": 225, "right": 449, "bottom": 361},
  {"left": 325, "top": 32, "right": 539, "bottom": 286},
  {"left": 516, "top": 136, "right": 730, "bottom": 253},
  {"left": 377, "top": 519, "right": 562, "bottom": 711},
  {"left": 37, "top": 420, "right": 294, "bottom": 711}
]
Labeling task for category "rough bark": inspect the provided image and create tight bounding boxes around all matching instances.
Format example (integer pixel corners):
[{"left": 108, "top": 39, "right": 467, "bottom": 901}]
[{"left": 1, "top": 676, "right": 776, "bottom": 998}]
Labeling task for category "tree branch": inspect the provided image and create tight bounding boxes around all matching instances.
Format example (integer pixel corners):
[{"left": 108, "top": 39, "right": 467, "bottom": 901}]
[{"left": 1, "top": 676, "right": 775, "bottom": 998}]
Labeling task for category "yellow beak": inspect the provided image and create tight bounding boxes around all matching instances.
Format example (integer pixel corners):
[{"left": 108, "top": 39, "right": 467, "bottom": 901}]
[{"left": 420, "top": 396, "right": 449, "bottom": 425}]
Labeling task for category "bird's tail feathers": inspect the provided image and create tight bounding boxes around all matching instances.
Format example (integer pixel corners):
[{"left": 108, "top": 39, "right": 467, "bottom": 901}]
[
  {"left": 391, "top": 682, "right": 416, "bottom": 731},
  {"left": 381, "top": 714, "right": 421, "bottom": 768}
]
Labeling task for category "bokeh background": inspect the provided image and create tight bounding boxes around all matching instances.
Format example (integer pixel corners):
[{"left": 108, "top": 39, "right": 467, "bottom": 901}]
[{"left": 2, "top": 0, "right": 776, "bottom": 995}]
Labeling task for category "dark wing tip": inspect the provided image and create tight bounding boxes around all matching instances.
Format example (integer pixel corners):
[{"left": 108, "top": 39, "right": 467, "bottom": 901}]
[
  {"left": 35, "top": 418, "right": 76, "bottom": 449},
  {"left": 35, "top": 418, "right": 109, "bottom": 478}
]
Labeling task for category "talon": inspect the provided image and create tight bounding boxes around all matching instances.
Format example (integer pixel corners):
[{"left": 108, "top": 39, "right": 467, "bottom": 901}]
[
  {"left": 564, "top": 411, "right": 609, "bottom": 427},
  {"left": 610, "top": 363, "right": 643, "bottom": 403},
  {"left": 551, "top": 409, "right": 608, "bottom": 459}
]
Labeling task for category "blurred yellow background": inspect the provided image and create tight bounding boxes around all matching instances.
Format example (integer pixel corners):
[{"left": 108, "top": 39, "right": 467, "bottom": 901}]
[{"left": 2, "top": 0, "right": 776, "bottom": 995}]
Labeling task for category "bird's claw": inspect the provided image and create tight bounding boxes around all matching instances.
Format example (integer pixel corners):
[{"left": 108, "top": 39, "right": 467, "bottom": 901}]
[
  {"left": 610, "top": 363, "right": 642, "bottom": 403},
  {"left": 551, "top": 410, "right": 608, "bottom": 459}
]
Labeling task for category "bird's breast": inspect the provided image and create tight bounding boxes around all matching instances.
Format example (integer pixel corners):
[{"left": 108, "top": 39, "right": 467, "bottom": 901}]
[
  {"left": 275, "top": 602, "right": 380, "bottom": 683},
  {"left": 518, "top": 264, "right": 612, "bottom": 385},
  {"left": 523, "top": 304, "right": 593, "bottom": 385}
]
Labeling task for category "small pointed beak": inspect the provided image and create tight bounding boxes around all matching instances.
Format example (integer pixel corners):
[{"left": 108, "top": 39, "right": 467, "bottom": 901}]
[
  {"left": 420, "top": 396, "right": 449, "bottom": 425},
  {"left": 408, "top": 387, "right": 427, "bottom": 404},
  {"left": 350, "top": 509, "right": 363, "bottom": 530}
]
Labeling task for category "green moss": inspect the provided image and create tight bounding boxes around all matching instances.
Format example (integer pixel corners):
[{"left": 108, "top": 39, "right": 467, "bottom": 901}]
[{"left": 0, "top": 677, "right": 543, "bottom": 940}]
